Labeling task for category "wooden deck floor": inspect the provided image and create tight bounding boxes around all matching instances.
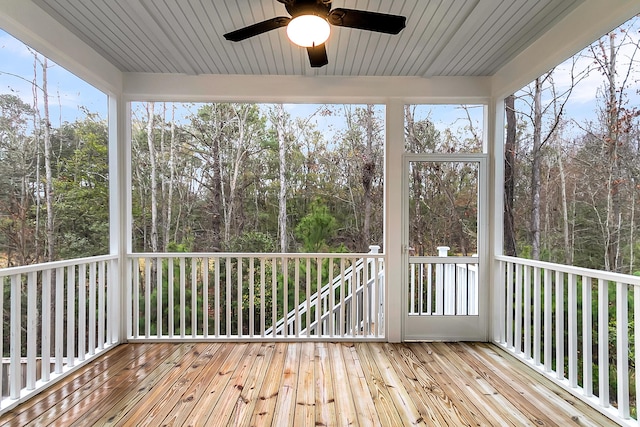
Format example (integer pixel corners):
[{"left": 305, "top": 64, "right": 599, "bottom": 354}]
[{"left": 0, "top": 342, "right": 614, "bottom": 426}]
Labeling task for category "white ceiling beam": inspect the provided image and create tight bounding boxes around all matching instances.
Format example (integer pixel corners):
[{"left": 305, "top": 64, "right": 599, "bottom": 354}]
[
  {"left": 122, "top": 73, "right": 492, "bottom": 104},
  {"left": 491, "top": 0, "right": 640, "bottom": 99},
  {"left": 0, "top": 0, "right": 123, "bottom": 96}
]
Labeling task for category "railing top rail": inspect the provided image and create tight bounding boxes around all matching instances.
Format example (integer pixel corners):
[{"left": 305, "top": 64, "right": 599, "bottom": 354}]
[
  {"left": 496, "top": 255, "right": 640, "bottom": 286},
  {"left": 129, "top": 252, "right": 385, "bottom": 259},
  {"left": 0, "top": 254, "right": 118, "bottom": 277},
  {"left": 409, "top": 256, "right": 479, "bottom": 264}
]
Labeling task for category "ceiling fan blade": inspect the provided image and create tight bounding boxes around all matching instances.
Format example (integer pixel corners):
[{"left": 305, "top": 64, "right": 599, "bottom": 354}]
[
  {"left": 307, "top": 43, "right": 328, "bottom": 68},
  {"left": 328, "top": 8, "right": 406, "bottom": 34},
  {"left": 224, "top": 17, "right": 290, "bottom": 42}
]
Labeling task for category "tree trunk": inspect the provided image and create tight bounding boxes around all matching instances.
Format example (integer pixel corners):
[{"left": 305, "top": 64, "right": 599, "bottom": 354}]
[
  {"left": 146, "top": 102, "right": 158, "bottom": 253},
  {"left": 361, "top": 105, "right": 375, "bottom": 251},
  {"left": 42, "top": 58, "right": 54, "bottom": 262},
  {"left": 531, "top": 78, "right": 543, "bottom": 260},
  {"left": 164, "top": 104, "right": 176, "bottom": 250},
  {"left": 556, "top": 150, "right": 572, "bottom": 264},
  {"left": 210, "top": 109, "right": 223, "bottom": 251},
  {"left": 504, "top": 95, "right": 517, "bottom": 257},
  {"left": 276, "top": 104, "right": 288, "bottom": 253}
]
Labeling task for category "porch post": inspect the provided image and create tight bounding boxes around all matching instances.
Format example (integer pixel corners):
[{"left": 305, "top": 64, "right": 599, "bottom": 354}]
[
  {"left": 108, "top": 94, "right": 132, "bottom": 344},
  {"left": 489, "top": 97, "right": 505, "bottom": 343},
  {"left": 385, "top": 99, "right": 404, "bottom": 342}
]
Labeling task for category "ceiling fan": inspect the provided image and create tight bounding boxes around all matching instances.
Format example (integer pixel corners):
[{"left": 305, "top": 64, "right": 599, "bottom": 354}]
[{"left": 223, "top": 0, "right": 406, "bottom": 68}]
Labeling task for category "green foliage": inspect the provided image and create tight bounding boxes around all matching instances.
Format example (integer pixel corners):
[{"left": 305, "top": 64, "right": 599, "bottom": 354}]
[{"left": 295, "top": 200, "right": 337, "bottom": 252}]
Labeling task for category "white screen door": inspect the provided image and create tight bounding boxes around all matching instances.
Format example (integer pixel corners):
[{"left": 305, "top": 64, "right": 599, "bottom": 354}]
[{"left": 403, "top": 154, "right": 488, "bottom": 341}]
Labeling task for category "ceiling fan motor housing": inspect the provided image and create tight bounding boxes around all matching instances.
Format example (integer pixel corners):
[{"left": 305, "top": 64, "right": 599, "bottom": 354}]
[{"left": 284, "top": 0, "right": 331, "bottom": 18}]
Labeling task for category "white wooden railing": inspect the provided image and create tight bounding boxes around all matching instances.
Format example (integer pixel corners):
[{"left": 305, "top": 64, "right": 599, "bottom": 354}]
[
  {"left": 128, "top": 251, "right": 386, "bottom": 341},
  {"left": 408, "top": 247, "right": 479, "bottom": 316},
  {"left": 269, "top": 246, "right": 384, "bottom": 337},
  {"left": 496, "top": 255, "right": 640, "bottom": 426},
  {"left": 0, "top": 255, "right": 118, "bottom": 412}
]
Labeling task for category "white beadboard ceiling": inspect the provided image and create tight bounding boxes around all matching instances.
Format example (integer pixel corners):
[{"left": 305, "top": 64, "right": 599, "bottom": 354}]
[{"left": 32, "top": 0, "right": 584, "bottom": 77}]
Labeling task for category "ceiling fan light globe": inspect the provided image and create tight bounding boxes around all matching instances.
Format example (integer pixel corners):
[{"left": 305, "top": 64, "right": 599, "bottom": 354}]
[{"left": 287, "top": 15, "right": 330, "bottom": 47}]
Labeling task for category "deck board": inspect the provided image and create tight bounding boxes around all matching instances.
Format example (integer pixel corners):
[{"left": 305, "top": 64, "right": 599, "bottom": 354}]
[{"left": 0, "top": 342, "right": 617, "bottom": 426}]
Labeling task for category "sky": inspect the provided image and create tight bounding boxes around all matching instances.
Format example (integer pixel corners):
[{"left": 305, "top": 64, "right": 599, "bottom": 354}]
[{"left": 1, "top": 14, "right": 639, "bottom": 132}]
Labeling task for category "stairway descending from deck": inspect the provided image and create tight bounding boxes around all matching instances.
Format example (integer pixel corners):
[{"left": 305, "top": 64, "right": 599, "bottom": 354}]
[{"left": 266, "top": 247, "right": 384, "bottom": 338}]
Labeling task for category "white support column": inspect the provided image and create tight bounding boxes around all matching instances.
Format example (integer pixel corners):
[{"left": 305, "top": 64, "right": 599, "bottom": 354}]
[
  {"left": 108, "top": 94, "right": 131, "bottom": 344},
  {"left": 385, "top": 99, "right": 404, "bottom": 342},
  {"left": 490, "top": 97, "right": 505, "bottom": 343}
]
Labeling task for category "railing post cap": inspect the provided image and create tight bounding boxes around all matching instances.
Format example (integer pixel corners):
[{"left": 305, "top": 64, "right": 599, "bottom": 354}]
[
  {"left": 368, "top": 245, "right": 380, "bottom": 254},
  {"left": 437, "top": 246, "right": 450, "bottom": 256}
]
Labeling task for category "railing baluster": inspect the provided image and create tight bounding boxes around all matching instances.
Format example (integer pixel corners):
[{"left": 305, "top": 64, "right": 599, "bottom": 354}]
[
  {"left": 157, "top": 257, "right": 163, "bottom": 338},
  {"left": 294, "top": 258, "right": 300, "bottom": 338},
  {"left": 10, "top": 274, "right": 21, "bottom": 398},
  {"left": 98, "top": 262, "right": 106, "bottom": 349},
  {"left": 168, "top": 257, "right": 174, "bottom": 338},
  {"left": 568, "top": 273, "right": 577, "bottom": 388},
  {"left": 27, "top": 271, "right": 37, "bottom": 390},
  {"left": 0, "top": 275, "right": 3, "bottom": 398},
  {"left": 597, "top": 278, "right": 609, "bottom": 407},
  {"left": 55, "top": 267, "right": 64, "bottom": 372},
  {"left": 215, "top": 257, "right": 220, "bottom": 337},
  {"left": 328, "top": 258, "right": 334, "bottom": 337},
  {"left": 145, "top": 259, "right": 151, "bottom": 338},
  {"left": 133, "top": 260, "right": 139, "bottom": 339},
  {"left": 533, "top": 266, "right": 541, "bottom": 365},
  {"left": 180, "top": 257, "right": 186, "bottom": 338},
  {"left": 363, "top": 256, "right": 369, "bottom": 336},
  {"left": 514, "top": 263, "right": 522, "bottom": 354},
  {"left": 543, "top": 268, "right": 552, "bottom": 372},
  {"left": 271, "top": 257, "right": 277, "bottom": 337},
  {"left": 192, "top": 258, "right": 197, "bottom": 338},
  {"left": 89, "top": 263, "right": 96, "bottom": 354},
  {"left": 41, "top": 269, "right": 51, "bottom": 381},
  {"left": 616, "top": 281, "right": 630, "bottom": 419},
  {"left": 226, "top": 257, "right": 231, "bottom": 337},
  {"left": 203, "top": 257, "right": 209, "bottom": 338},
  {"left": 260, "top": 258, "right": 266, "bottom": 337},
  {"left": 339, "top": 258, "right": 346, "bottom": 337},
  {"left": 506, "top": 261, "right": 514, "bottom": 349},
  {"left": 555, "top": 270, "right": 564, "bottom": 380},
  {"left": 524, "top": 265, "right": 531, "bottom": 359},
  {"left": 249, "top": 257, "right": 255, "bottom": 337},
  {"left": 582, "top": 275, "right": 592, "bottom": 397},
  {"left": 410, "top": 263, "right": 416, "bottom": 314},
  {"left": 635, "top": 285, "right": 640, "bottom": 419},
  {"left": 316, "top": 257, "right": 321, "bottom": 336},
  {"left": 351, "top": 257, "right": 357, "bottom": 337},
  {"left": 78, "top": 264, "right": 86, "bottom": 362},
  {"left": 66, "top": 265, "right": 76, "bottom": 368},
  {"left": 237, "top": 256, "right": 243, "bottom": 338},
  {"left": 306, "top": 258, "right": 311, "bottom": 337}
]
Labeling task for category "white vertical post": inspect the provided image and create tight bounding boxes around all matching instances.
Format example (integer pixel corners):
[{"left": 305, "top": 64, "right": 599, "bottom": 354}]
[
  {"left": 260, "top": 258, "right": 266, "bottom": 337},
  {"left": 385, "top": 99, "right": 404, "bottom": 342},
  {"left": 132, "top": 260, "right": 139, "bottom": 339},
  {"left": 226, "top": 257, "right": 231, "bottom": 337},
  {"left": 339, "top": 258, "right": 346, "bottom": 337},
  {"left": 306, "top": 258, "right": 311, "bottom": 337},
  {"left": 215, "top": 257, "right": 220, "bottom": 337},
  {"left": 294, "top": 258, "right": 300, "bottom": 338},
  {"left": 271, "top": 257, "right": 277, "bottom": 337},
  {"left": 109, "top": 95, "right": 130, "bottom": 345},
  {"left": 98, "top": 261, "right": 105, "bottom": 349}
]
